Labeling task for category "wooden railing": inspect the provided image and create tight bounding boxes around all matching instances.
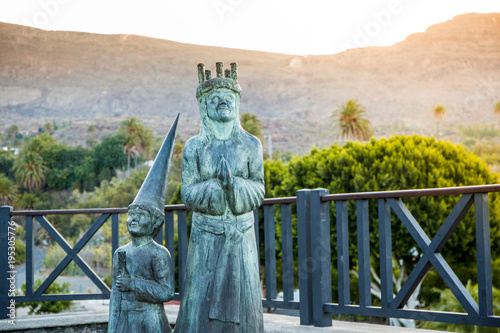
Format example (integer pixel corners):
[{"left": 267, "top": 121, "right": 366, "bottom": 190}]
[
  {"left": 294, "top": 185, "right": 500, "bottom": 328},
  {"left": 1, "top": 184, "right": 500, "bottom": 329}
]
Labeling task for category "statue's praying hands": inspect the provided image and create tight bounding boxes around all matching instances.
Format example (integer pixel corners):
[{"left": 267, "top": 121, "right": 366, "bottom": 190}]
[{"left": 217, "top": 154, "right": 233, "bottom": 189}]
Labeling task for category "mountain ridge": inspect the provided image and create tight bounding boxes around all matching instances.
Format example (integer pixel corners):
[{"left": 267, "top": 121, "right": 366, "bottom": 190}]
[{"left": 1, "top": 13, "right": 500, "bottom": 153}]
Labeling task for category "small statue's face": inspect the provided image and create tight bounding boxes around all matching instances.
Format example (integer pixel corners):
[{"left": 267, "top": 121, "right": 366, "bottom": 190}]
[
  {"left": 127, "top": 208, "right": 154, "bottom": 237},
  {"left": 206, "top": 88, "right": 238, "bottom": 122}
]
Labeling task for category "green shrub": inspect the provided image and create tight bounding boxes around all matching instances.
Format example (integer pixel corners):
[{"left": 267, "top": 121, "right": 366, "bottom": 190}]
[
  {"left": 19, "top": 278, "right": 73, "bottom": 315},
  {"left": 42, "top": 245, "right": 80, "bottom": 276},
  {"left": 14, "top": 238, "right": 25, "bottom": 265},
  {"left": 421, "top": 282, "right": 500, "bottom": 332}
]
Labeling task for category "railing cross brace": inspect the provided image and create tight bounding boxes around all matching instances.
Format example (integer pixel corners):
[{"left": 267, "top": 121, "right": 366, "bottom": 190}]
[
  {"left": 32, "top": 214, "right": 111, "bottom": 297},
  {"left": 387, "top": 194, "right": 479, "bottom": 315}
]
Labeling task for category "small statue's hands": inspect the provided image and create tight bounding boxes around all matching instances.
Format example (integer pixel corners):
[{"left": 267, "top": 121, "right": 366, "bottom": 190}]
[
  {"left": 116, "top": 275, "right": 135, "bottom": 292},
  {"left": 217, "top": 154, "right": 233, "bottom": 190}
]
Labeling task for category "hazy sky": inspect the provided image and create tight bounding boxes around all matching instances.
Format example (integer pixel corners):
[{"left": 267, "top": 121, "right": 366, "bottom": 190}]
[{"left": 1, "top": 0, "right": 499, "bottom": 55}]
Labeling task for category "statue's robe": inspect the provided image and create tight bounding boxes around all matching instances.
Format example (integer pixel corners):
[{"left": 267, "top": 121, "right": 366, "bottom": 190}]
[
  {"left": 108, "top": 241, "right": 174, "bottom": 333},
  {"left": 175, "top": 130, "right": 265, "bottom": 332}
]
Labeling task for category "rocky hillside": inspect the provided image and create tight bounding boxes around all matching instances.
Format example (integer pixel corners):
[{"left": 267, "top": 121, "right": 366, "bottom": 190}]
[{"left": 1, "top": 13, "right": 500, "bottom": 153}]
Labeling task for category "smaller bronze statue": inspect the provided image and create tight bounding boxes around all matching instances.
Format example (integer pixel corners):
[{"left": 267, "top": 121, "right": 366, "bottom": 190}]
[{"left": 108, "top": 115, "right": 179, "bottom": 333}]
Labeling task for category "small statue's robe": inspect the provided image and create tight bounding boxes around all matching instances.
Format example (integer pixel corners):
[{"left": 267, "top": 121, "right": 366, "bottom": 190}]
[
  {"left": 108, "top": 241, "right": 174, "bottom": 333},
  {"left": 175, "top": 130, "right": 265, "bottom": 332}
]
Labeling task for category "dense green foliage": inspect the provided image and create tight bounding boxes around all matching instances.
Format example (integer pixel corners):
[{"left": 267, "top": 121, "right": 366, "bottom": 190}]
[
  {"left": 16, "top": 133, "right": 128, "bottom": 194},
  {"left": 14, "top": 151, "right": 47, "bottom": 192},
  {"left": 11, "top": 134, "right": 55, "bottom": 192},
  {"left": 48, "top": 170, "right": 148, "bottom": 239},
  {"left": 73, "top": 169, "right": 148, "bottom": 210},
  {"left": 459, "top": 124, "right": 499, "bottom": 144},
  {"left": 91, "top": 133, "right": 128, "bottom": 185},
  {"left": 42, "top": 144, "right": 91, "bottom": 191},
  {"left": 469, "top": 142, "right": 500, "bottom": 167},
  {"left": 0, "top": 151, "right": 16, "bottom": 179},
  {"left": 0, "top": 173, "right": 18, "bottom": 205},
  {"left": 19, "top": 278, "right": 73, "bottom": 315},
  {"left": 262, "top": 135, "right": 500, "bottom": 303},
  {"left": 5, "top": 128, "right": 132, "bottom": 195},
  {"left": 458, "top": 125, "right": 500, "bottom": 169},
  {"left": 119, "top": 117, "right": 154, "bottom": 172},
  {"left": 38, "top": 173, "right": 146, "bottom": 276},
  {"left": 240, "top": 112, "right": 264, "bottom": 143},
  {"left": 421, "top": 281, "right": 500, "bottom": 332},
  {"left": 15, "top": 238, "right": 26, "bottom": 265}
]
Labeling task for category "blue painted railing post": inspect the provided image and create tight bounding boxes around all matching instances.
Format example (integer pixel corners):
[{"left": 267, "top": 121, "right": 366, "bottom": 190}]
[
  {"left": 378, "top": 199, "right": 393, "bottom": 308},
  {"left": 264, "top": 205, "right": 277, "bottom": 300},
  {"left": 357, "top": 200, "right": 371, "bottom": 308},
  {"left": 475, "top": 193, "right": 493, "bottom": 317},
  {"left": 336, "top": 200, "right": 350, "bottom": 306},
  {"left": 0, "top": 206, "right": 12, "bottom": 320},
  {"left": 310, "top": 189, "right": 332, "bottom": 327},
  {"left": 296, "top": 189, "right": 313, "bottom": 325}
]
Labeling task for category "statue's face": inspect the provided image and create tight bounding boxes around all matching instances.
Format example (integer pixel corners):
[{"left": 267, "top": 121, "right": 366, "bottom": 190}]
[
  {"left": 127, "top": 208, "right": 154, "bottom": 237},
  {"left": 206, "top": 88, "right": 238, "bottom": 122}
]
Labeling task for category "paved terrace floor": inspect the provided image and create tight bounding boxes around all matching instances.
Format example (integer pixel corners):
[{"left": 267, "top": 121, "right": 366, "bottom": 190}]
[{"left": 0, "top": 303, "right": 446, "bottom": 333}]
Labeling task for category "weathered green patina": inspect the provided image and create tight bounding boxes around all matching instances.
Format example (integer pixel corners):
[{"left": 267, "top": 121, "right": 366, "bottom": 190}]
[
  {"left": 108, "top": 115, "right": 179, "bottom": 333},
  {"left": 175, "top": 62, "right": 265, "bottom": 332}
]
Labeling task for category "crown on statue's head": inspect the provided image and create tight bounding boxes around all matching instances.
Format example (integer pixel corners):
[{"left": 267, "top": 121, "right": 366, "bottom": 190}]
[{"left": 196, "top": 62, "right": 242, "bottom": 100}]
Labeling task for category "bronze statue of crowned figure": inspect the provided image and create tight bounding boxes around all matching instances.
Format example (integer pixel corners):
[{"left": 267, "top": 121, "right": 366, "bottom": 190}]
[
  {"left": 175, "top": 62, "right": 265, "bottom": 332},
  {"left": 108, "top": 115, "right": 179, "bottom": 333}
]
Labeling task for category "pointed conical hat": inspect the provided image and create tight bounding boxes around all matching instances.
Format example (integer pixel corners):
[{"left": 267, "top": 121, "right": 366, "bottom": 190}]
[{"left": 131, "top": 114, "right": 179, "bottom": 213}]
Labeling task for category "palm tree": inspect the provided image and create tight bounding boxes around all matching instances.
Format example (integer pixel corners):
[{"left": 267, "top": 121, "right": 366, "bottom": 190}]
[
  {"left": 494, "top": 101, "right": 500, "bottom": 115},
  {"left": 43, "top": 122, "right": 54, "bottom": 134},
  {"left": 119, "top": 118, "right": 154, "bottom": 172},
  {"left": 87, "top": 124, "right": 98, "bottom": 134},
  {"left": 14, "top": 192, "right": 39, "bottom": 210},
  {"left": 14, "top": 151, "right": 47, "bottom": 192},
  {"left": 0, "top": 174, "right": 18, "bottom": 205},
  {"left": 330, "top": 99, "right": 373, "bottom": 141},
  {"left": 24, "top": 133, "right": 58, "bottom": 154},
  {"left": 432, "top": 105, "right": 446, "bottom": 138},
  {"left": 7, "top": 124, "right": 19, "bottom": 146}
]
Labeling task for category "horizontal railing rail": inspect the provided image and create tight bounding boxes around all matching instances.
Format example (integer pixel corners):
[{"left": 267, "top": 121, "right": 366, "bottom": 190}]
[
  {"left": 11, "top": 208, "right": 128, "bottom": 216},
  {"left": 320, "top": 184, "right": 500, "bottom": 201}
]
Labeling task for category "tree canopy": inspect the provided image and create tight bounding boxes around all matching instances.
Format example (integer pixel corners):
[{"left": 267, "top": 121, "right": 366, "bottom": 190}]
[
  {"left": 9, "top": 131, "right": 130, "bottom": 195},
  {"left": 119, "top": 117, "right": 154, "bottom": 172},
  {"left": 14, "top": 151, "right": 47, "bottom": 192},
  {"left": 92, "top": 133, "right": 128, "bottom": 182},
  {"left": 264, "top": 135, "right": 500, "bottom": 283},
  {"left": 0, "top": 173, "right": 18, "bottom": 205}
]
